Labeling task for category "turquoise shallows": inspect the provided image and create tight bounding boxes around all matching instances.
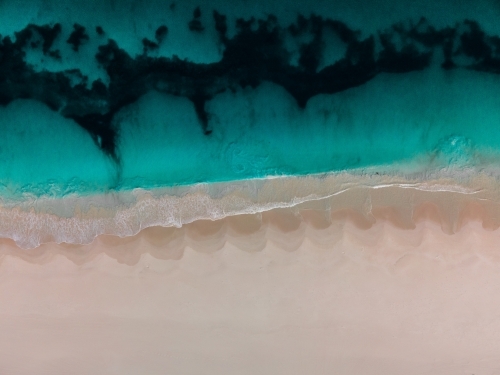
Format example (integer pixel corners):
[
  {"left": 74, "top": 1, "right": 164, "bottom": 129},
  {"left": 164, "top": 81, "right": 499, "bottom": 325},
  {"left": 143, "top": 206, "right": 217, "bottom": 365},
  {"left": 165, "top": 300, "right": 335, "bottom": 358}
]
[{"left": 2, "top": 67, "right": 500, "bottom": 197}]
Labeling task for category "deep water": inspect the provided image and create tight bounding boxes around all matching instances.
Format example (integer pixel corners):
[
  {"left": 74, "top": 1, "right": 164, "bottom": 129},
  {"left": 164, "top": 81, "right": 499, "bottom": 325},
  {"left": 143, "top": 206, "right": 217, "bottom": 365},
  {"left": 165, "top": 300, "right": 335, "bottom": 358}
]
[{"left": 1, "top": 0, "right": 500, "bottom": 197}]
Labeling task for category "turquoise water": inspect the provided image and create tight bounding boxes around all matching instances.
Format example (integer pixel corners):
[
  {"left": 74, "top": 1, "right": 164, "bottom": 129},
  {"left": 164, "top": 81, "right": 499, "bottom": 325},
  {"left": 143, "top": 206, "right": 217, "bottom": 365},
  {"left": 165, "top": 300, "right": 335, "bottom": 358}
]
[
  {"left": 1, "top": 0, "right": 500, "bottom": 198},
  {"left": 117, "top": 69, "right": 500, "bottom": 186},
  {"left": 2, "top": 67, "right": 500, "bottom": 198}
]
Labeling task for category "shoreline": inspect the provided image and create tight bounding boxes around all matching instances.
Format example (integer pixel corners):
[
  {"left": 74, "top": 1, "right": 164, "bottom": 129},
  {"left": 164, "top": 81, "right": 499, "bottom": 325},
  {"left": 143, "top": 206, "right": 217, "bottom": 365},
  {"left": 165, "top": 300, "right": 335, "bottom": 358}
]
[
  {"left": 2, "top": 191, "right": 500, "bottom": 264},
  {"left": 1, "top": 165, "right": 500, "bottom": 249}
]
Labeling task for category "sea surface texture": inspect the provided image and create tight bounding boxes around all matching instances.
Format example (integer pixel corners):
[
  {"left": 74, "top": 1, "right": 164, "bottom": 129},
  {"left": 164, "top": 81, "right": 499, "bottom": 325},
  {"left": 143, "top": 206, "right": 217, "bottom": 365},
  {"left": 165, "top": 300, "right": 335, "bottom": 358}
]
[{"left": 1, "top": 0, "right": 500, "bottom": 247}]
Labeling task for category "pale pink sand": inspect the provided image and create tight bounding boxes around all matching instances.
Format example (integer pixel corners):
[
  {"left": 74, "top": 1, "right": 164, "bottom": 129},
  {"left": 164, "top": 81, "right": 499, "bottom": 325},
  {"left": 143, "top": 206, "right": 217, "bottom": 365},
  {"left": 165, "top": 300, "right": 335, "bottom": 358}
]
[{"left": 1, "top": 208, "right": 500, "bottom": 374}]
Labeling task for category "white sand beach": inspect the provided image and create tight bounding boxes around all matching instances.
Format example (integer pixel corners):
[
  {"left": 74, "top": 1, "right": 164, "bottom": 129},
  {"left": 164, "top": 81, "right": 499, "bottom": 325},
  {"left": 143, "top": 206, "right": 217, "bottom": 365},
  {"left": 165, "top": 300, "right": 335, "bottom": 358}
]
[{"left": 2, "top": 199, "right": 500, "bottom": 374}]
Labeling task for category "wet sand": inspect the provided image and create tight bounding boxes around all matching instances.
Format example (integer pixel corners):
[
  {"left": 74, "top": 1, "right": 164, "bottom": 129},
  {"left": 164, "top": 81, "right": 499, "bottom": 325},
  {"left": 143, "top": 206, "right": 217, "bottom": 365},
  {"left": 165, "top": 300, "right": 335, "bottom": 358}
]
[{"left": 2, "top": 200, "right": 500, "bottom": 374}]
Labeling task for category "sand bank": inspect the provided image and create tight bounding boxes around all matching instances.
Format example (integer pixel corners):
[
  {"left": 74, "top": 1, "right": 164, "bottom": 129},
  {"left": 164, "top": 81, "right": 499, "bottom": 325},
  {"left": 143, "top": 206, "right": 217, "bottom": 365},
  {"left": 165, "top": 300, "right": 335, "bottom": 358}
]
[{"left": 2, "top": 201, "right": 500, "bottom": 373}]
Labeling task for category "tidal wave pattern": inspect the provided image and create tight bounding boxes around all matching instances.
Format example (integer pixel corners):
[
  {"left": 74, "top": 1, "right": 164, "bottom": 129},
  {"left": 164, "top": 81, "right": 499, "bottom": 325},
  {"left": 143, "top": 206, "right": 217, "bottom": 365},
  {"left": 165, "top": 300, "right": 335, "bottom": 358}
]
[{"left": 2, "top": 0, "right": 500, "bottom": 246}]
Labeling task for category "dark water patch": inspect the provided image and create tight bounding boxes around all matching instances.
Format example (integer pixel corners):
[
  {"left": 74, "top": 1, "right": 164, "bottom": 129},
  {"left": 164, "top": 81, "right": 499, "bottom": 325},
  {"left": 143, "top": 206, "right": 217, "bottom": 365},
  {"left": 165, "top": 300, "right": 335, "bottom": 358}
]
[
  {"left": 189, "top": 6, "right": 205, "bottom": 32},
  {"left": 66, "top": 23, "right": 89, "bottom": 52},
  {"left": 155, "top": 25, "right": 168, "bottom": 42}
]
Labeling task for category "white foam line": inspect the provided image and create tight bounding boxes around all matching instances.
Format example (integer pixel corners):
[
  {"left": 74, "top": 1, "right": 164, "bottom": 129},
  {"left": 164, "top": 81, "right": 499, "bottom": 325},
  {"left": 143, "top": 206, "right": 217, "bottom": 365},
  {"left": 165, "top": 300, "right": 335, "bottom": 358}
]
[
  {"left": 368, "top": 183, "right": 483, "bottom": 194},
  {"left": 217, "top": 182, "right": 484, "bottom": 220}
]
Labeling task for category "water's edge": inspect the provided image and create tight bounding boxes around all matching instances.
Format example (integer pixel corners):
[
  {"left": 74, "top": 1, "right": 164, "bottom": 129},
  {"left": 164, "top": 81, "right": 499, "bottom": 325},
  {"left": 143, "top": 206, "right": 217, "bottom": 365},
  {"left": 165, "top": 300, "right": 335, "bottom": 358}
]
[{"left": 3, "top": 161, "right": 500, "bottom": 249}]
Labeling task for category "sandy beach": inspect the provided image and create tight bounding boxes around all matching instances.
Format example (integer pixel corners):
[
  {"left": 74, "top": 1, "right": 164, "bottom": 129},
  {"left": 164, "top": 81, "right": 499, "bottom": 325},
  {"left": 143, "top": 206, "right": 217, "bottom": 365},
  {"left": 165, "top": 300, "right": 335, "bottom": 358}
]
[{"left": 2, "top": 197, "right": 500, "bottom": 374}]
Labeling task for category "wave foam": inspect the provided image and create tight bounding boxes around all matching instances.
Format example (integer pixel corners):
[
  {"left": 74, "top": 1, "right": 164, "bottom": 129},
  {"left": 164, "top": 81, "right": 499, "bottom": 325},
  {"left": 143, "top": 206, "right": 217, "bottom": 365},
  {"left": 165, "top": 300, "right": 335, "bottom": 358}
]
[{"left": 1, "top": 164, "right": 499, "bottom": 249}]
